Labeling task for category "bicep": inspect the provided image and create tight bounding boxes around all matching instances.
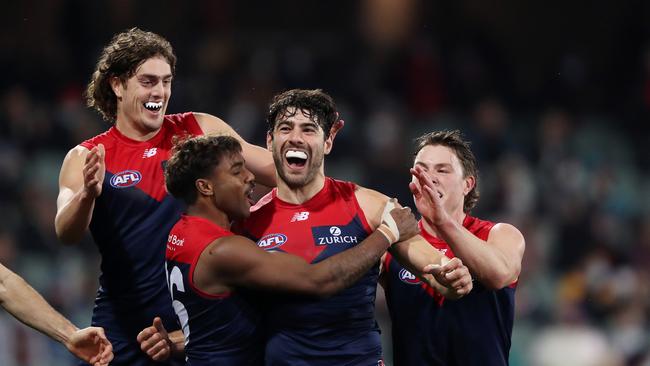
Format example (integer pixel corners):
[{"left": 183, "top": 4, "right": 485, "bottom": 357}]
[
  {"left": 488, "top": 224, "right": 525, "bottom": 274},
  {"left": 354, "top": 186, "right": 391, "bottom": 229},
  {"left": 195, "top": 113, "right": 275, "bottom": 186},
  {"left": 212, "top": 238, "right": 314, "bottom": 293}
]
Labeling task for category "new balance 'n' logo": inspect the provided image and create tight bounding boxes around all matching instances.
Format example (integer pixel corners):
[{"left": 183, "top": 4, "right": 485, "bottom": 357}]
[
  {"left": 291, "top": 212, "right": 310, "bottom": 222},
  {"left": 143, "top": 148, "right": 158, "bottom": 158}
]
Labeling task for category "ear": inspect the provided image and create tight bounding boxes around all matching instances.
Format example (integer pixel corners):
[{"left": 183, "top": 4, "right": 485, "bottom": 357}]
[
  {"left": 323, "top": 133, "right": 334, "bottom": 155},
  {"left": 266, "top": 132, "right": 273, "bottom": 152},
  {"left": 325, "top": 119, "right": 344, "bottom": 155},
  {"left": 109, "top": 76, "right": 123, "bottom": 99},
  {"left": 463, "top": 175, "right": 476, "bottom": 196},
  {"left": 195, "top": 178, "right": 213, "bottom": 197}
]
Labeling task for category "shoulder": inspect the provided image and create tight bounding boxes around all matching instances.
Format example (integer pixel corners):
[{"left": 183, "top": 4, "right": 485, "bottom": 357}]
[
  {"left": 163, "top": 112, "right": 203, "bottom": 135},
  {"left": 192, "top": 112, "right": 232, "bottom": 135},
  {"left": 489, "top": 222, "right": 524, "bottom": 242},
  {"left": 206, "top": 234, "right": 259, "bottom": 263}
]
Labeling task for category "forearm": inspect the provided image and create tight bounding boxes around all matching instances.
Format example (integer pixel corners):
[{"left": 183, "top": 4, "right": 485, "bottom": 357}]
[
  {"left": 55, "top": 190, "right": 95, "bottom": 244},
  {"left": 0, "top": 271, "right": 77, "bottom": 344},
  {"left": 313, "top": 230, "right": 390, "bottom": 297},
  {"left": 435, "top": 220, "right": 512, "bottom": 287}
]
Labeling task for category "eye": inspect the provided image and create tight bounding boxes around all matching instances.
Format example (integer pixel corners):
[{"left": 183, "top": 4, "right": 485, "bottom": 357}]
[{"left": 163, "top": 79, "right": 172, "bottom": 86}]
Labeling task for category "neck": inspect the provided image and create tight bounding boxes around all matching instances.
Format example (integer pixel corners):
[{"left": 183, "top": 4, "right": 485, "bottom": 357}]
[
  {"left": 421, "top": 209, "right": 466, "bottom": 238},
  {"left": 187, "top": 202, "right": 231, "bottom": 230},
  {"left": 276, "top": 173, "right": 326, "bottom": 204},
  {"left": 115, "top": 115, "right": 160, "bottom": 141}
]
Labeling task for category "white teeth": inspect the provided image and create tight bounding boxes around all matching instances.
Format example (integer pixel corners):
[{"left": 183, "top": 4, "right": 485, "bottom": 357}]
[
  {"left": 144, "top": 102, "right": 163, "bottom": 111},
  {"left": 285, "top": 150, "right": 307, "bottom": 160}
]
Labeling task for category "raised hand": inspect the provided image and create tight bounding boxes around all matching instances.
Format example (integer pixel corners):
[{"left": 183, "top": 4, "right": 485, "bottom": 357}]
[
  {"left": 64, "top": 327, "right": 114, "bottom": 366},
  {"left": 424, "top": 257, "right": 473, "bottom": 299},
  {"left": 137, "top": 317, "right": 172, "bottom": 362},
  {"left": 83, "top": 144, "right": 105, "bottom": 198},
  {"left": 409, "top": 165, "right": 449, "bottom": 226}
]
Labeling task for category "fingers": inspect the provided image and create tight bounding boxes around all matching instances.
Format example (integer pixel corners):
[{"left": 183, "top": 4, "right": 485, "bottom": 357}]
[
  {"left": 138, "top": 318, "right": 171, "bottom": 361},
  {"left": 437, "top": 258, "right": 473, "bottom": 294},
  {"left": 153, "top": 317, "right": 167, "bottom": 335}
]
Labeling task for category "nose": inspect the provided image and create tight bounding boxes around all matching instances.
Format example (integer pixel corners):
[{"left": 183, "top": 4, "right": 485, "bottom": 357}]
[
  {"left": 244, "top": 168, "right": 255, "bottom": 184},
  {"left": 151, "top": 80, "right": 165, "bottom": 98},
  {"left": 287, "top": 128, "right": 305, "bottom": 145}
]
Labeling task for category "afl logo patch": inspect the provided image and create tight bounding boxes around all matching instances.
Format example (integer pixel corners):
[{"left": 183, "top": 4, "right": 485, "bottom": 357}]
[
  {"left": 257, "top": 233, "right": 287, "bottom": 250},
  {"left": 398, "top": 268, "right": 421, "bottom": 285},
  {"left": 110, "top": 170, "right": 142, "bottom": 188}
]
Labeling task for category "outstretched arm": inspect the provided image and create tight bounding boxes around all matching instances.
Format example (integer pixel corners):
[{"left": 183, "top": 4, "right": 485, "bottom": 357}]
[
  {"left": 55, "top": 144, "right": 105, "bottom": 244},
  {"left": 411, "top": 166, "right": 525, "bottom": 289},
  {"left": 194, "top": 113, "right": 276, "bottom": 187},
  {"left": 137, "top": 200, "right": 419, "bottom": 361},
  {"left": 211, "top": 200, "right": 418, "bottom": 298},
  {"left": 0, "top": 263, "right": 113, "bottom": 365},
  {"left": 356, "top": 186, "right": 473, "bottom": 299}
]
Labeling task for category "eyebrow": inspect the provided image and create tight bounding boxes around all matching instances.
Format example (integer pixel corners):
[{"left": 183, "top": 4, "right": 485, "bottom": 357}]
[
  {"left": 415, "top": 161, "right": 453, "bottom": 169},
  {"left": 230, "top": 161, "right": 244, "bottom": 170},
  {"left": 138, "top": 74, "right": 173, "bottom": 80}
]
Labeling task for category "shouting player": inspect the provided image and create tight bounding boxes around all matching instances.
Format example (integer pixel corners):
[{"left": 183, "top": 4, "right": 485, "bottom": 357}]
[
  {"left": 140, "top": 134, "right": 422, "bottom": 365},
  {"left": 238, "top": 89, "right": 473, "bottom": 365}
]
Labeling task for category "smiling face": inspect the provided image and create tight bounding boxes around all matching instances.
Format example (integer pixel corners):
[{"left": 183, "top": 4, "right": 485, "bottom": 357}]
[
  {"left": 203, "top": 151, "right": 256, "bottom": 222},
  {"left": 111, "top": 56, "right": 172, "bottom": 136},
  {"left": 266, "top": 107, "right": 333, "bottom": 189},
  {"left": 413, "top": 144, "right": 475, "bottom": 216}
]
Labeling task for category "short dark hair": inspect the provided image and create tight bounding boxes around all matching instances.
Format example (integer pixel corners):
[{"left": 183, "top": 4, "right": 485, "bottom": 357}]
[
  {"left": 266, "top": 89, "right": 338, "bottom": 138},
  {"left": 165, "top": 135, "right": 242, "bottom": 205},
  {"left": 414, "top": 130, "right": 480, "bottom": 213},
  {"left": 85, "top": 27, "right": 177, "bottom": 122}
]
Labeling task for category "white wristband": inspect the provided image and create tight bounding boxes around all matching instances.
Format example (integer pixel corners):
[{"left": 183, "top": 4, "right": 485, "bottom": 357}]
[{"left": 379, "top": 198, "right": 400, "bottom": 243}]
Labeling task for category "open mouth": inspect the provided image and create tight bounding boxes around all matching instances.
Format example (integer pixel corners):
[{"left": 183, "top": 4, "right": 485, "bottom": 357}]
[
  {"left": 144, "top": 101, "right": 163, "bottom": 112},
  {"left": 245, "top": 183, "right": 256, "bottom": 205},
  {"left": 285, "top": 150, "right": 308, "bottom": 169}
]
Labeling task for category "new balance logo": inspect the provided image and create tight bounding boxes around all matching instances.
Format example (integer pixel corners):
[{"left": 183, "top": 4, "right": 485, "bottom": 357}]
[
  {"left": 291, "top": 212, "right": 310, "bottom": 222},
  {"left": 143, "top": 148, "right": 158, "bottom": 158}
]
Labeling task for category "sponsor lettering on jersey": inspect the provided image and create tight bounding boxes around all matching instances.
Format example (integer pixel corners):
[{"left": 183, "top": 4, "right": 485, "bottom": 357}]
[
  {"left": 257, "top": 233, "right": 287, "bottom": 250},
  {"left": 315, "top": 225, "right": 359, "bottom": 246},
  {"left": 109, "top": 170, "right": 142, "bottom": 188},
  {"left": 291, "top": 211, "right": 310, "bottom": 222},
  {"left": 398, "top": 268, "right": 421, "bottom": 285},
  {"left": 167, "top": 234, "right": 185, "bottom": 251}
]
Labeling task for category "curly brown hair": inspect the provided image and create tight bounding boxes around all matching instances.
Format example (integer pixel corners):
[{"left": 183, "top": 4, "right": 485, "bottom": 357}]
[
  {"left": 165, "top": 135, "right": 242, "bottom": 205},
  {"left": 85, "top": 27, "right": 176, "bottom": 122},
  {"left": 266, "top": 89, "right": 338, "bottom": 138},
  {"left": 414, "top": 130, "right": 480, "bottom": 213}
]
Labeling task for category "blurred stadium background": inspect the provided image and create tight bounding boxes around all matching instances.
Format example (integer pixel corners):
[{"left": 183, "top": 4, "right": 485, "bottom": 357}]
[{"left": 1, "top": 1, "right": 649, "bottom": 365}]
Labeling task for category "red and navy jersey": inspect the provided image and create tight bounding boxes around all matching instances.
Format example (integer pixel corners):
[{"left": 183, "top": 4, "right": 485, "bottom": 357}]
[
  {"left": 383, "top": 216, "right": 517, "bottom": 366},
  {"left": 166, "top": 215, "right": 263, "bottom": 366},
  {"left": 79, "top": 113, "right": 202, "bottom": 364},
  {"left": 238, "top": 178, "right": 384, "bottom": 366}
]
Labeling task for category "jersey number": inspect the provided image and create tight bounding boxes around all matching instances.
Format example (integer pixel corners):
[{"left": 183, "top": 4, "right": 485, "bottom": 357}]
[{"left": 166, "top": 263, "right": 191, "bottom": 346}]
